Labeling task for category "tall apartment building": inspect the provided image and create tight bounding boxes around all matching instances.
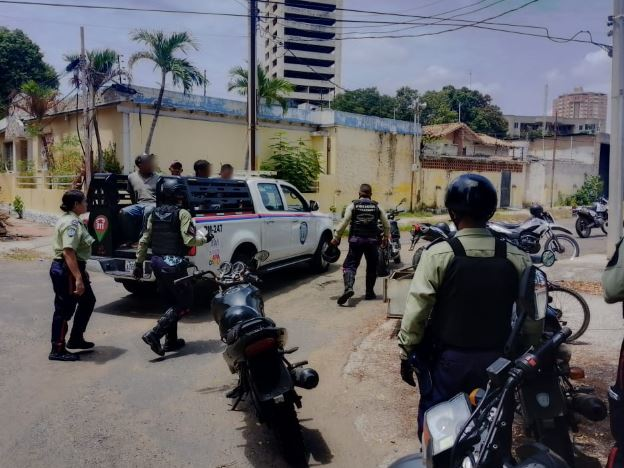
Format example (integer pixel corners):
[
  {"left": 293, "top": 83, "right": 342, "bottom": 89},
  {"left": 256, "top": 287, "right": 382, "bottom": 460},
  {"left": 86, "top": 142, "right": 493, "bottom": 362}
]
[
  {"left": 261, "top": 0, "right": 343, "bottom": 108},
  {"left": 553, "top": 87, "right": 607, "bottom": 122}
]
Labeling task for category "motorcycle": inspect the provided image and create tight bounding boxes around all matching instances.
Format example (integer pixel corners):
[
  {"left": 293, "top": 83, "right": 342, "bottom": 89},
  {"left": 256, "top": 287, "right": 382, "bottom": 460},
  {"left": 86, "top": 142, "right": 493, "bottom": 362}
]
[
  {"left": 391, "top": 253, "right": 606, "bottom": 467},
  {"left": 409, "top": 222, "right": 454, "bottom": 269},
  {"left": 378, "top": 198, "right": 406, "bottom": 276},
  {"left": 572, "top": 197, "right": 608, "bottom": 238},
  {"left": 175, "top": 251, "right": 319, "bottom": 464},
  {"left": 488, "top": 205, "right": 580, "bottom": 261}
]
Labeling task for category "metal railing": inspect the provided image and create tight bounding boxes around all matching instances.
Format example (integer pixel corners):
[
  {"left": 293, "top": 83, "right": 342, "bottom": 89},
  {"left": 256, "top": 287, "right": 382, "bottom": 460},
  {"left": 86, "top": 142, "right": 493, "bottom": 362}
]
[{"left": 16, "top": 174, "right": 76, "bottom": 189}]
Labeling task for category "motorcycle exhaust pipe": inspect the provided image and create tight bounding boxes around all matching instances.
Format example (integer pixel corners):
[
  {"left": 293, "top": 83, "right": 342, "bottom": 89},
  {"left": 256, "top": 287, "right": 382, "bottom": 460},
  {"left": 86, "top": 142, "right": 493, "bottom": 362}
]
[
  {"left": 291, "top": 367, "right": 319, "bottom": 390},
  {"left": 571, "top": 393, "right": 608, "bottom": 422}
]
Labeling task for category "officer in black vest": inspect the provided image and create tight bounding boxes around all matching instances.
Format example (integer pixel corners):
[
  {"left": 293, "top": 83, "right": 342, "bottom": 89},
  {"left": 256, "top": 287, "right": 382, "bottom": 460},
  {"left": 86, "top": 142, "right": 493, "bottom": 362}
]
[
  {"left": 398, "top": 174, "right": 539, "bottom": 439},
  {"left": 332, "top": 183, "right": 390, "bottom": 305},
  {"left": 134, "top": 178, "right": 211, "bottom": 357}
]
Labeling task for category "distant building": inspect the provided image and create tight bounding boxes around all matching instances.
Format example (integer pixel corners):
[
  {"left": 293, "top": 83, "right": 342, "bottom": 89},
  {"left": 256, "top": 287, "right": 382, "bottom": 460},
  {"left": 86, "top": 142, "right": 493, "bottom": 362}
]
[
  {"left": 553, "top": 87, "right": 607, "bottom": 121},
  {"left": 261, "top": 0, "right": 343, "bottom": 108},
  {"left": 504, "top": 114, "right": 605, "bottom": 138}
]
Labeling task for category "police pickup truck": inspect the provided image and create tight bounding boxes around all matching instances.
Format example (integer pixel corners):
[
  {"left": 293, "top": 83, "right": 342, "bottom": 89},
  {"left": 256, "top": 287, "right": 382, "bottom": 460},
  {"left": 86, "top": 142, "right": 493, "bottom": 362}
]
[{"left": 86, "top": 173, "right": 334, "bottom": 294}]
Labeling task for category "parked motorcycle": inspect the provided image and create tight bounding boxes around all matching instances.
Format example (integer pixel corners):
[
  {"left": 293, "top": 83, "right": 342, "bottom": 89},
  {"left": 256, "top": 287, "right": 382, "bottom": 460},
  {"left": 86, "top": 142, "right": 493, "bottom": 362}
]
[
  {"left": 378, "top": 199, "right": 406, "bottom": 276},
  {"left": 409, "top": 222, "right": 454, "bottom": 269},
  {"left": 175, "top": 251, "right": 319, "bottom": 464},
  {"left": 488, "top": 205, "right": 580, "bottom": 261},
  {"left": 572, "top": 197, "right": 608, "bottom": 238}
]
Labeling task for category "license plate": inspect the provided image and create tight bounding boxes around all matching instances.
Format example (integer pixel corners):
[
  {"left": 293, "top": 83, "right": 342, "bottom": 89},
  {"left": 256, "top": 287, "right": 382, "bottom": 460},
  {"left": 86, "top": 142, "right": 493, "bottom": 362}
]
[{"left": 125, "top": 260, "right": 136, "bottom": 272}]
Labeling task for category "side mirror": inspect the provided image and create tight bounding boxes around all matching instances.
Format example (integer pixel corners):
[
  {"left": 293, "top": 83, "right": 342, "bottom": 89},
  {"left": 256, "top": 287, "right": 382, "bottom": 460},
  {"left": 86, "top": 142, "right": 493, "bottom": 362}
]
[
  {"left": 254, "top": 250, "right": 270, "bottom": 262},
  {"left": 541, "top": 250, "right": 556, "bottom": 267},
  {"left": 309, "top": 200, "right": 319, "bottom": 212}
]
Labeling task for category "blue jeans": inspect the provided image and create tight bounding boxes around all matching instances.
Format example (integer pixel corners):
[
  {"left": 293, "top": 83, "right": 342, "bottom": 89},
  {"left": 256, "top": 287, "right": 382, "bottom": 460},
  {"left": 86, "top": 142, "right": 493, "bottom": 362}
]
[{"left": 119, "top": 203, "right": 154, "bottom": 242}]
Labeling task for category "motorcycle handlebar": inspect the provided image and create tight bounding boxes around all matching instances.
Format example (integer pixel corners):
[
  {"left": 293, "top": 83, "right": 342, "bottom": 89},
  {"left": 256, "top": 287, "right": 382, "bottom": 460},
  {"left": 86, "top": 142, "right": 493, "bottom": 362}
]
[{"left": 173, "top": 269, "right": 216, "bottom": 285}]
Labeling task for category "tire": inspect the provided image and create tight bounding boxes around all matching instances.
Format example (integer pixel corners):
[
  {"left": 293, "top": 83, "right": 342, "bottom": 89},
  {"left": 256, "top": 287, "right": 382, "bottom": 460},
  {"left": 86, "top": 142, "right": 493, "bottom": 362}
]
[
  {"left": 412, "top": 246, "right": 426, "bottom": 270},
  {"left": 530, "top": 416, "right": 575, "bottom": 467},
  {"left": 271, "top": 402, "right": 307, "bottom": 466},
  {"left": 393, "top": 254, "right": 401, "bottom": 264},
  {"left": 575, "top": 217, "right": 592, "bottom": 238},
  {"left": 310, "top": 235, "right": 331, "bottom": 273},
  {"left": 119, "top": 280, "right": 157, "bottom": 296},
  {"left": 601, "top": 223, "right": 608, "bottom": 235},
  {"left": 545, "top": 234, "right": 580, "bottom": 260},
  {"left": 548, "top": 283, "right": 591, "bottom": 342},
  {"left": 231, "top": 245, "right": 256, "bottom": 266},
  {"left": 377, "top": 247, "right": 390, "bottom": 277}
]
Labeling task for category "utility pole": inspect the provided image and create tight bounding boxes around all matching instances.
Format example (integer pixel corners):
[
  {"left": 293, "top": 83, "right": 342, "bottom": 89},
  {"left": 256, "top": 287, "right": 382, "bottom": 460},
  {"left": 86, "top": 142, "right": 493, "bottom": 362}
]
[
  {"left": 410, "top": 99, "right": 426, "bottom": 212},
  {"left": 247, "top": 0, "right": 258, "bottom": 171},
  {"left": 608, "top": 0, "right": 624, "bottom": 253},
  {"left": 542, "top": 83, "right": 548, "bottom": 159},
  {"left": 203, "top": 69, "right": 207, "bottom": 97},
  {"left": 80, "top": 26, "right": 92, "bottom": 192},
  {"left": 550, "top": 111, "right": 558, "bottom": 208},
  {"left": 458, "top": 102, "right": 462, "bottom": 122}
]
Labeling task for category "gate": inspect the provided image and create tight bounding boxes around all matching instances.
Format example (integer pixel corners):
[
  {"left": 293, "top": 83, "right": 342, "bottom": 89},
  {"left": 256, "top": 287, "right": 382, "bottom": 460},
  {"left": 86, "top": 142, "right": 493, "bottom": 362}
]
[{"left": 500, "top": 170, "right": 511, "bottom": 208}]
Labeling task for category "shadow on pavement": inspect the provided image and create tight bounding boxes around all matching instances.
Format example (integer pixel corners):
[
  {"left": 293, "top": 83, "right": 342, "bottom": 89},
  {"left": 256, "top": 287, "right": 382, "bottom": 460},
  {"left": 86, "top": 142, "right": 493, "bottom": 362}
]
[
  {"left": 94, "top": 295, "right": 213, "bottom": 322},
  {"left": 163, "top": 339, "right": 224, "bottom": 359},
  {"left": 238, "top": 400, "right": 333, "bottom": 468},
  {"left": 76, "top": 345, "right": 126, "bottom": 364}
]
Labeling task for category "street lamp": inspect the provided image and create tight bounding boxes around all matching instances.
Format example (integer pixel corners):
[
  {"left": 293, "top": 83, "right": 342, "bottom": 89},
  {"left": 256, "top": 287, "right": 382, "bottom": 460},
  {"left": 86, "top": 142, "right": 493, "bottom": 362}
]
[{"left": 409, "top": 99, "right": 427, "bottom": 211}]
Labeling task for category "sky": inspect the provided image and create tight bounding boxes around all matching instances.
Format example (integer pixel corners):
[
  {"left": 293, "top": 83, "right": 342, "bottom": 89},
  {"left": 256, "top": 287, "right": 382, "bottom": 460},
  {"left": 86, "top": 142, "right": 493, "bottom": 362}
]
[{"left": 0, "top": 0, "right": 613, "bottom": 116}]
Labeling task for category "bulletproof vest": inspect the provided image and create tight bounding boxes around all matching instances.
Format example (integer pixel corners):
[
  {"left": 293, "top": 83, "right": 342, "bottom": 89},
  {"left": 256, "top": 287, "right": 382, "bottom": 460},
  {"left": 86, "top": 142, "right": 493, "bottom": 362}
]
[
  {"left": 150, "top": 205, "right": 187, "bottom": 257},
  {"left": 430, "top": 237, "right": 519, "bottom": 350},
  {"left": 349, "top": 199, "right": 380, "bottom": 239}
]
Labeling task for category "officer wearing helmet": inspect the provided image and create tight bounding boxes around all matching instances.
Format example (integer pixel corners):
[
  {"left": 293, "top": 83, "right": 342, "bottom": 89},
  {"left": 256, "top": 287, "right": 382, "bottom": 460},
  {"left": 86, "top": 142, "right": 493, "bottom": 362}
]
[
  {"left": 398, "top": 173, "right": 539, "bottom": 438},
  {"left": 134, "top": 177, "right": 212, "bottom": 357}
]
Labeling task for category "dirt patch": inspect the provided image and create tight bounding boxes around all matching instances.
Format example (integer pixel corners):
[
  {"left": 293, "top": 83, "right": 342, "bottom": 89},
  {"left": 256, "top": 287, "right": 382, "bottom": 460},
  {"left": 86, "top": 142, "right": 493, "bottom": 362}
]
[
  {"left": 0, "top": 248, "right": 51, "bottom": 261},
  {"left": 1, "top": 216, "right": 54, "bottom": 240},
  {"left": 557, "top": 280, "right": 604, "bottom": 296}
]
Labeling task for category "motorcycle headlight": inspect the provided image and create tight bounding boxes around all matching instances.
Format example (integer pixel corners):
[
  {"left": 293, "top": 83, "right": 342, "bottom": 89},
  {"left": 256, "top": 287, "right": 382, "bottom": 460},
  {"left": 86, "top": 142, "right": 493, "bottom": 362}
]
[{"left": 422, "top": 393, "right": 472, "bottom": 461}]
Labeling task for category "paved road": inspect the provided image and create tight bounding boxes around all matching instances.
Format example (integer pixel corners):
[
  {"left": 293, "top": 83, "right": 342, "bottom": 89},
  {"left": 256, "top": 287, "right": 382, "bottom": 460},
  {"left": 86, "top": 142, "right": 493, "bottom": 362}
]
[{"left": 0, "top": 259, "right": 416, "bottom": 468}]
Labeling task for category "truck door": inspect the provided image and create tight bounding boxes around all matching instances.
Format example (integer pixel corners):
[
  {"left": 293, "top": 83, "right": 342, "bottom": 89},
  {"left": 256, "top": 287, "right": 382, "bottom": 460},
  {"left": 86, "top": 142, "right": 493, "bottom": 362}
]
[
  {"left": 257, "top": 183, "right": 291, "bottom": 261},
  {"left": 279, "top": 184, "right": 316, "bottom": 257}
]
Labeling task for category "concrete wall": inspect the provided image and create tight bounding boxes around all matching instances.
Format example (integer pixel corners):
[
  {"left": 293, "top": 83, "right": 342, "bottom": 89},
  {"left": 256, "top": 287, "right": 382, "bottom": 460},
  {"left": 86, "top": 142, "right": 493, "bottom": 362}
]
[
  {"left": 0, "top": 172, "right": 66, "bottom": 214},
  {"left": 525, "top": 159, "right": 595, "bottom": 205}
]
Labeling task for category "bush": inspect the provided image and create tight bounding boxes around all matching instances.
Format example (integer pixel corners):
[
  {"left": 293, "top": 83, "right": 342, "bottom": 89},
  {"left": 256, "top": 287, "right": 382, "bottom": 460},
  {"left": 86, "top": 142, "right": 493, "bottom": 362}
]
[
  {"left": 102, "top": 143, "right": 122, "bottom": 174},
  {"left": 260, "top": 133, "right": 323, "bottom": 193},
  {"left": 49, "top": 136, "right": 83, "bottom": 175},
  {"left": 13, "top": 195, "right": 24, "bottom": 219},
  {"left": 562, "top": 175, "right": 604, "bottom": 206}
]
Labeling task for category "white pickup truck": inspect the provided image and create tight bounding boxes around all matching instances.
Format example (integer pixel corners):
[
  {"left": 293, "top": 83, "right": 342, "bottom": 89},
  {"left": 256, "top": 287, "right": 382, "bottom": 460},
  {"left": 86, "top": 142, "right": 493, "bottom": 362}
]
[{"left": 86, "top": 174, "right": 334, "bottom": 294}]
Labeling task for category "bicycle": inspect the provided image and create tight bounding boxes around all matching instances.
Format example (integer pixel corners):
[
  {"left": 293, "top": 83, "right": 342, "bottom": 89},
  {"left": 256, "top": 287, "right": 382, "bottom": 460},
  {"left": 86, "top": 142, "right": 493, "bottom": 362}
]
[{"left": 547, "top": 281, "right": 591, "bottom": 342}]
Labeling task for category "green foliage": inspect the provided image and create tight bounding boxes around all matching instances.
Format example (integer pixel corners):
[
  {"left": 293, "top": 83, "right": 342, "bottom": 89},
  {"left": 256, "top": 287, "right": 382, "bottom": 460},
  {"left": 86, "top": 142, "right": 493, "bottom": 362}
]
[
  {"left": 49, "top": 136, "right": 83, "bottom": 176},
  {"left": 562, "top": 175, "right": 604, "bottom": 206},
  {"left": 16, "top": 160, "right": 34, "bottom": 176},
  {"left": 12, "top": 195, "right": 24, "bottom": 219},
  {"left": 260, "top": 133, "right": 323, "bottom": 192},
  {"left": 102, "top": 143, "right": 122, "bottom": 174},
  {"left": 332, "top": 85, "right": 508, "bottom": 136},
  {"left": 228, "top": 65, "right": 294, "bottom": 112},
  {"left": 0, "top": 27, "right": 58, "bottom": 118}
]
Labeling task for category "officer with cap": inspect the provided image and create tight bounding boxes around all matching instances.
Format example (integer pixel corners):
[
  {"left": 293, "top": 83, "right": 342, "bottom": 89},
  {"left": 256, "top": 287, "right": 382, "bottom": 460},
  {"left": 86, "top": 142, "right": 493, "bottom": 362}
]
[
  {"left": 134, "top": 177, "right": 212, "bottom": 357},
  {"left": 397, "top": 173, "right": 539, "bottom": 438},
  {"left": 49, "top": 190, "right": 96, "bottom": 361},
  {"left": 332, "top": 183, "right": 390, "bottom": 305}
]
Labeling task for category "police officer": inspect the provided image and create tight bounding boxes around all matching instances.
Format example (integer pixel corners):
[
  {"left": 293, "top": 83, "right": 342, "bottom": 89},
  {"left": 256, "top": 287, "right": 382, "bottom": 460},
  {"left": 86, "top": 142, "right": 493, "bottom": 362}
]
[
  {"left": 134, "top": 178, "right": 211, "bottom": 357},
  {"left": 49, "top": 190, "right": 96, "bottom": 361},
  {"left": 398, "top": 174, "right": 539, "bottom": 438},
  {"left": 332, "top": 183, "right": 390, "bottom": 305}
]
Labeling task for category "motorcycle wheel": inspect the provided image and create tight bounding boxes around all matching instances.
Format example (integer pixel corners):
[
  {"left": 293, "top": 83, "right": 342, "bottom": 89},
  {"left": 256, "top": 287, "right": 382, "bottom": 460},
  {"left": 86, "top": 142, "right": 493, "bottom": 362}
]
[
  {"left": 602, "top": 223, "right": 608, "bottom": 235},
  {"left": 393, "top": 253, "right": 401, "bottom": 264},
  {"left": 548, "top": 283, "right": 591, "bottom": 342},
  {"left": 529, "top": 416, "right": 575, "bottom": 467},
  {"left": 575, "top": 217, "right": 592, "bottom": 238},
  {"left": 412, "top": 246, "right": 426, "bottom": 270},
  {"left": 271, "top": 401, "right": 307, "bottom": 465},
  {"left": 545, "top": 234, "right": 580, "bottom": 260},
  {"left": 377, "top": 248, "right": 391, "bottom": 277}
]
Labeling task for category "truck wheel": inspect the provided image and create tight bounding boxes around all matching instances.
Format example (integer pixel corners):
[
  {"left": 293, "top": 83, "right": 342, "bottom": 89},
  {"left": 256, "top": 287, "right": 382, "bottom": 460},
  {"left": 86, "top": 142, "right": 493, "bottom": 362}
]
[
  {"left": 231, "top": 245, "right": 257, "bottom": 267},
  {"left": 119, "top": 280, "right": 157, "bottom": 296},
  {"left": 310, "top": 236, "right": 331, "bottom": 273}
]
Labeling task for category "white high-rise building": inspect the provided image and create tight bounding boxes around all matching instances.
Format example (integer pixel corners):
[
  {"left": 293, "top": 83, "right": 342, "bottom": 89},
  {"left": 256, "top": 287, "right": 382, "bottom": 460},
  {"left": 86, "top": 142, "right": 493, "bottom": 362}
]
[{"left": 261, "top": 0, "right": 343, "bottom": 108}]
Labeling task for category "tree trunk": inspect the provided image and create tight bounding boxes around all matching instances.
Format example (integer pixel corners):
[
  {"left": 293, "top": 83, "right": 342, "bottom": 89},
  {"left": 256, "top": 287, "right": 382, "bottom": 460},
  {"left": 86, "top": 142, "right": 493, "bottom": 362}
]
[
  {"left": 92, "top": 94, "right": 104, "bottom": 170},
  {"left": 144, "top": 71, "right": 166, "bottom": 154},
  {"left": 40, "top": 134, "right": 53, "bottom": 170}
]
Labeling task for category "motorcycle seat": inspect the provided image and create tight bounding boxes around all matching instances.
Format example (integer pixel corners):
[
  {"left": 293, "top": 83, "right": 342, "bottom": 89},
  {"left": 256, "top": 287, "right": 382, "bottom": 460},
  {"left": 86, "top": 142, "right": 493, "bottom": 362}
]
[
  {"left": 491, "top": 221, "right": 522, "bottom": 230},
  {"left": 224, "top": 317, "right": 276, "bottom": 345}
]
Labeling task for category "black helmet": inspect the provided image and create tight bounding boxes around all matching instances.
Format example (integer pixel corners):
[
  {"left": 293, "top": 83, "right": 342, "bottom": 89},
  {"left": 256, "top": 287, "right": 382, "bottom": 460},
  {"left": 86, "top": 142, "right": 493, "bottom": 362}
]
[
  {"left": 529, "top": 204, "right": 544, "bottom": 218},
  {"left": 322, "top": 243, "right": 341, "bottom": 263},
  {"left": 158, "top": 176, "right": 187, "bottom": 204},
  {"left": 445, "top": 174, "right": 497, "bottom": 222},
  {"left": 218, "top": 305, "right": 259, "bottom": 338}
]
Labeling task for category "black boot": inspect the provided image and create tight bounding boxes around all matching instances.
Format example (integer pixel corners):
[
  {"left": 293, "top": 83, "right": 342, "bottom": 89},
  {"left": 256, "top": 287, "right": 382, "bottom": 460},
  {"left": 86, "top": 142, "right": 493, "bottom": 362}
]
[
  {"left": 49, "top": 344, "right": 80, "bottom": 361},
  {"left": 365, "top": 275, "right": 377, "bottom": 300},
  {"left": 338, "top": 270, "right": 356, "bottom": 306},
  {"left": 142, "top": 307, "right": 180, "bottom": 357},
  {"left": 163, "top": 323, "right": 185, "bottom": 352},
  {"left": 142, "top": 331, "right": 164, "bottom": 356},
  {"left": 67, "top": 335, "right": 95, "bottom": 349}
]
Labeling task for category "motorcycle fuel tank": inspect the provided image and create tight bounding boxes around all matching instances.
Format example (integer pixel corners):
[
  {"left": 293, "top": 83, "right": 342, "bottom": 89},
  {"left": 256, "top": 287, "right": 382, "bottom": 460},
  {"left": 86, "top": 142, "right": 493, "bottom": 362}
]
[{"left": 211, "top": 283, "right": 264, "bottom": 325}]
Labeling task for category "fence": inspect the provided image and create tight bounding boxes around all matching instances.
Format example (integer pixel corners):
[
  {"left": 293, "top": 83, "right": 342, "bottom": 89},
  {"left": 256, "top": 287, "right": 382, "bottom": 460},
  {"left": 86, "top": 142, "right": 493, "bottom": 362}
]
[
  {"left": 0, "top": 173, "right": 75, "bottom": 214},
  {"left": 16, "top": 174, "right": 76, "bottom": 190}
]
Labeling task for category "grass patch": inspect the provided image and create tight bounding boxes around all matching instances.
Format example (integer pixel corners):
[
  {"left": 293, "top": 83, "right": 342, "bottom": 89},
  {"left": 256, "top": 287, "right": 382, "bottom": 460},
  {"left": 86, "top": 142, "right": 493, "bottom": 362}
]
[{"left": 1, "top": 248, "right": 49, "bottom": 261}]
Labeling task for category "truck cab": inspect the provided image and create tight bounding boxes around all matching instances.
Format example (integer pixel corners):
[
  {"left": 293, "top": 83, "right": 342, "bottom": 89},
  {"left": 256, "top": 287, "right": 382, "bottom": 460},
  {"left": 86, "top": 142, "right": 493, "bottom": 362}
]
[{"left": 86, "top": 174, "right": 334, "bottom": 294}]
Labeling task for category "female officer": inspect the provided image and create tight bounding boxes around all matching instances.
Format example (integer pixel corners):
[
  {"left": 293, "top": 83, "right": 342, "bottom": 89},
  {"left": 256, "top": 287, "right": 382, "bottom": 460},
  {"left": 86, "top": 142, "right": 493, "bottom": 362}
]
[{"left": 49, "top": 190, "right": 96, "bottom": 361}]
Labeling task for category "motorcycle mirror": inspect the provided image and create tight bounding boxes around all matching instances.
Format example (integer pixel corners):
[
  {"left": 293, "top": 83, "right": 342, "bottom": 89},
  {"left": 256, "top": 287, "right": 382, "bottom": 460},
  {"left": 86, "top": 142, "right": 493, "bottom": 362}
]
[
  {"left": 541, "top": 250, "right": 556, "bottom": 267},
  {"left": 254, "top": 250, "right": 270, "bottom": 262}
]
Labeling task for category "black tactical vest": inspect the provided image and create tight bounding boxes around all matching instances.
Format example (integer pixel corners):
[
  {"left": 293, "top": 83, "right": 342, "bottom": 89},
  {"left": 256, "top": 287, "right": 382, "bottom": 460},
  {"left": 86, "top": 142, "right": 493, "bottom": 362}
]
[
  {"left": 151, "top": 205, "right": 187, "bottom": 257},
  {"left": 349, "top": 199, "right": 380, "bottom": 239},
  {"left": 430, "top": 237, "right": 519, "bottom": 350}
]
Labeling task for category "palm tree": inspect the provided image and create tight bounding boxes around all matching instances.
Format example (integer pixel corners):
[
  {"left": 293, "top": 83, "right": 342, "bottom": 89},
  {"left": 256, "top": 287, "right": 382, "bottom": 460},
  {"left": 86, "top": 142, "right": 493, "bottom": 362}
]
[
  {"left": 129, "top": 30, "right": 206, "bottom": 154},
  {"left": 65, "top": 49, "right": 128, "bottom": 168},
  {"left": 228, "top": 65, "right": 294, "bottom": 113},
  {"left": 13, "top": 80, "right": 58, "bottom": 168}
]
